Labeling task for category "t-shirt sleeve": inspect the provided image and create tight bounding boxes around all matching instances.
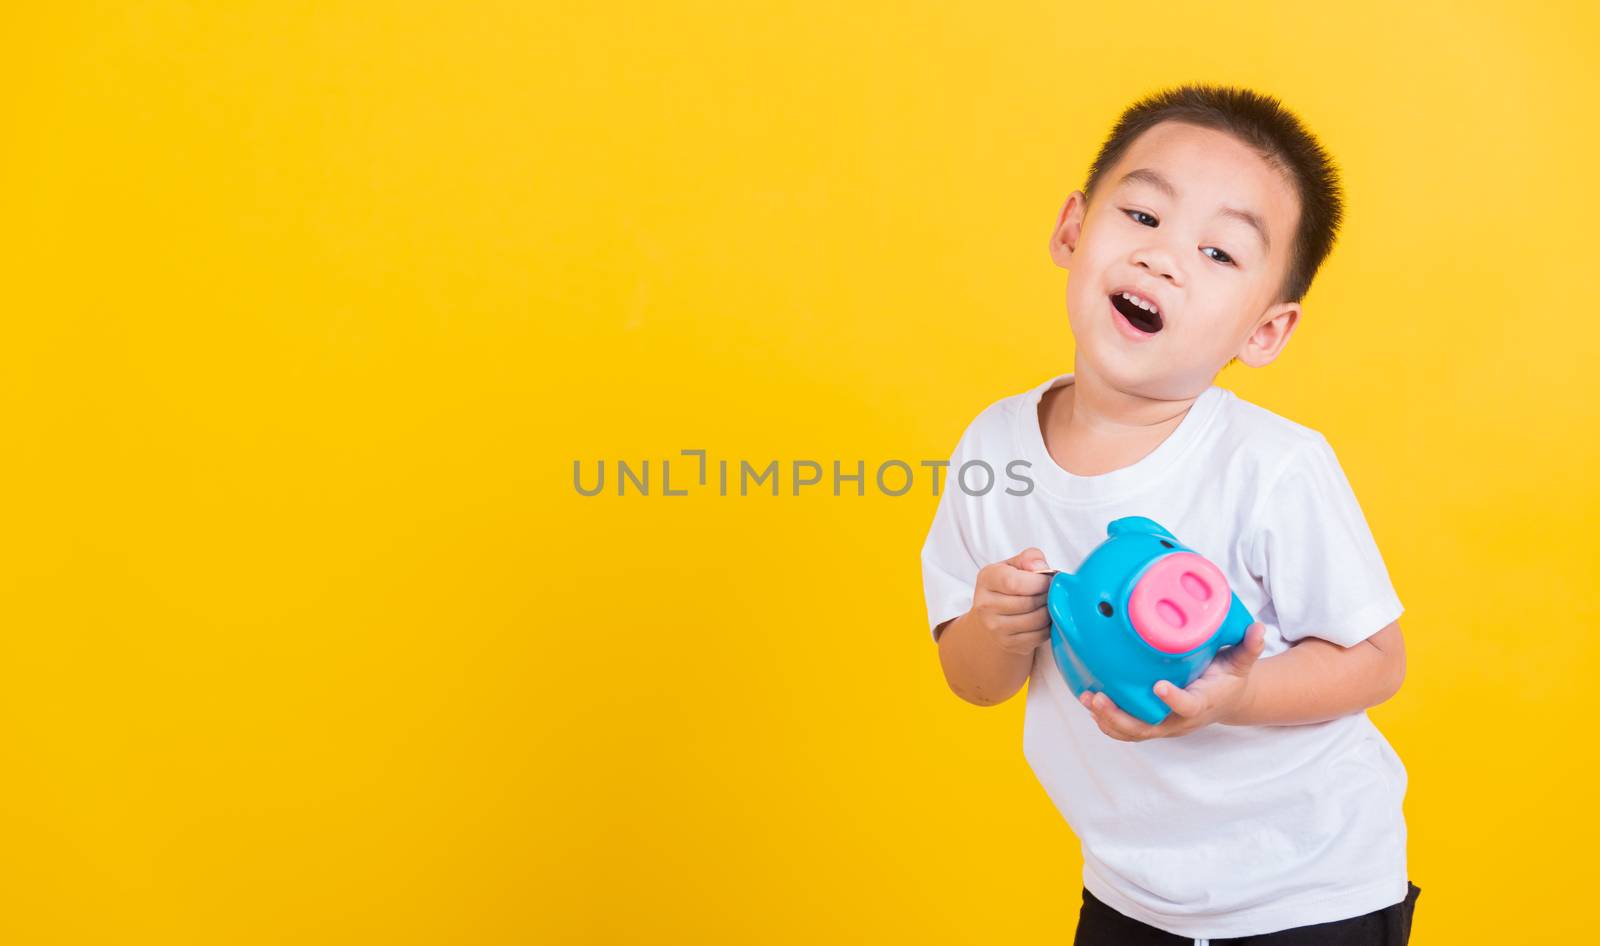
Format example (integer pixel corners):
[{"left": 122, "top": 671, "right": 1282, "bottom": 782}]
[
  {"left": 1245, "top": 435, "right": 1404, "bottom": 648},
  {"left": 919, "top": 424, "right": 985, "bottom": 644}
]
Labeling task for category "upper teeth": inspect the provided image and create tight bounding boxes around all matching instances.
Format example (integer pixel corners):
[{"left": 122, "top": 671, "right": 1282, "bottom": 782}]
[{"left": 1120, "top": 291, "right": 1158, "bottom": 314}]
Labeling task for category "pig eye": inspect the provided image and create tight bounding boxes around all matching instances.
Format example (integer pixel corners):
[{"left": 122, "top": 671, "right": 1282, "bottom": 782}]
[
  {"left": 1097, "top": 601, "right": 1114, "bottom": 617},
  {"left": 1159, "top": 540, "right": 1174, "bottom": 549}
]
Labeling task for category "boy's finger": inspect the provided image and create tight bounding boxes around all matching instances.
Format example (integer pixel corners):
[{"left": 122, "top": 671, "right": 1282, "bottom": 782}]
[
  {"left": 989, "top": 592, "right": 1048, "bottom": 615},
  {"left": 1087, "top": 701, "right": 1126, "bottom": 741},
  {"left": 1091, "top": 692, "right": 1157, "bottom": 741},
  {"left": 1152, "top": 679, "right": 1204, "bottom": 718},
  {"left": 1083, "top": 693, "right": 1139, "bottom": 741},
  {"left": 994, "top": 567, "right": 1050, "bottom": 597},
  {"left": 994, "top": 609, "right": 1051, "bottom": 634}
]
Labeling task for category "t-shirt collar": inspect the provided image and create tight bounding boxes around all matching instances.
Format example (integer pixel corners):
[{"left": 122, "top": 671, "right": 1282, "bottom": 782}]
[{"left": 1014, "top": 373, "right": 1227, "bottom": 504}]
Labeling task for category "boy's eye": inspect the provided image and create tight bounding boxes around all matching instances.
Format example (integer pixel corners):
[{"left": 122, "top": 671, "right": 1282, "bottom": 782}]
[{"left": 1122, "top": 209, "right": 1237, "bottom": 267}]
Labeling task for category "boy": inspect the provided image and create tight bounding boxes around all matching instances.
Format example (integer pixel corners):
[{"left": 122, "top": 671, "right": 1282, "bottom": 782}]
[{"left": 920, "top": 85, "right": 1422, "bottom": 944}]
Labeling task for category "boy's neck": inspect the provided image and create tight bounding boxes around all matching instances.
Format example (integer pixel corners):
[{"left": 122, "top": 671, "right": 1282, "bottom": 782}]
[{"left": 1038, "top": 364, "right": 1205, "bottom": 477}]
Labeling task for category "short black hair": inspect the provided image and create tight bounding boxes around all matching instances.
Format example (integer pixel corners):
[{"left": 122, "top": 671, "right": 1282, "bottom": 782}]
[{"left": 1082, "top": 83, "right": 1344, "bottom": 306}]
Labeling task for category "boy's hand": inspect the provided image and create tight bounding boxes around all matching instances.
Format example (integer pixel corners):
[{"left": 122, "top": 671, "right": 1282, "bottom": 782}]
[
  {"left": 970, "top": 548, "right": 1054, "bottom": 657},
  {"left": 1080, "top": 622, "right": 1268, "bottom": 741}
]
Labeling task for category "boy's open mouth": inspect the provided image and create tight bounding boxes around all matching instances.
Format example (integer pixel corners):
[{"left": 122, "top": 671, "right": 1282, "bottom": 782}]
[{"left": 1110, "top": 291, "right": 1164, "bottom": 334}]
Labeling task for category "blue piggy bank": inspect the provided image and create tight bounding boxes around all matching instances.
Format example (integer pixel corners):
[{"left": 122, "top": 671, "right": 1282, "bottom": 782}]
[{"left": 1047, "top": 516, "right": 1256, "bottom": 726}]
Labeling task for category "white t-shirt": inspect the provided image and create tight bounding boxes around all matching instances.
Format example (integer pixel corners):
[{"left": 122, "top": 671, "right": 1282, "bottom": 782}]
[{"left": 920, "top": 373, "right": 1409, "bottom": 940}]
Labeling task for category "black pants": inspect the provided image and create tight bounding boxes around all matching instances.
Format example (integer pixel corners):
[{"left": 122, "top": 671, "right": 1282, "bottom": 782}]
[{"left": 1073, "top": 882, "right": 1421, "bottom": 945}]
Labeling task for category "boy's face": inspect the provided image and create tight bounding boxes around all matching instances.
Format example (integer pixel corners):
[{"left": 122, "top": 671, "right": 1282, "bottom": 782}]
[{"left": 1049, "top": 120, "right": 1304, "bottom": 401}]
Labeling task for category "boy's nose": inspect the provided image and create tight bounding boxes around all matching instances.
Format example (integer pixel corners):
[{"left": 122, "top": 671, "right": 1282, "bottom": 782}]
[
  {"left": 1127, "top": 552, "right": 1230, "bottom": 653},
  {"left": 1134, "top": 249, "right": 1181, "bottom": 285}
]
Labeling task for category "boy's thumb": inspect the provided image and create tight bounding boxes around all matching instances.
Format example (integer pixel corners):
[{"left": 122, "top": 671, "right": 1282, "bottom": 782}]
[
  {"left": 1007, "top": 547, "right": 1049, "bottom": 571},
  {"left": 1228, "top": 623, "right": 1267, "bottom": 672}
]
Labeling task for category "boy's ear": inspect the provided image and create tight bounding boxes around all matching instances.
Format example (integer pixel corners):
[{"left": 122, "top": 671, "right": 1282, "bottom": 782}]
[
  {"left": 1236, "top": 301, "right": 1301, "bottom": 368},
  {"left": 1048, "top": 191, "right": 1089, "bottom": 270}
]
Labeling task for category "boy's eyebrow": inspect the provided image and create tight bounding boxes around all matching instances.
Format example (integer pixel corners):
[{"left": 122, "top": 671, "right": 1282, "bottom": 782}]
[
  {"left": 1117, "top": 167, "right": 1272, "bottom": 252},
  {"left": 1119, "top": 167, "right": 1180, "bottom": 199}
]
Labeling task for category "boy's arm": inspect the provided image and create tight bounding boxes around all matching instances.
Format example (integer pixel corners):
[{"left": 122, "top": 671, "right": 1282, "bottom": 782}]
[
  {"left": 1083, "top": 621, "right": 1406, "bottom": 740},
  {"left": 934, "top": 549, "right": 1054, "bottom": 707},
  {"left": 936, "top": 612, "right": 1034, "bottom": 707},
  {"left": 1212, "top": 435, "right": 1408, "bottom": 729},
  {"left": 1225, "top": 620, "right": 1407, "bottom": 726}
]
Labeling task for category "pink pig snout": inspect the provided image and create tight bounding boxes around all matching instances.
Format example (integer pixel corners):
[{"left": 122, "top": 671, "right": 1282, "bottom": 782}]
[{"left": 1127, "top": 552, "right": 1231, "bottom": 654}]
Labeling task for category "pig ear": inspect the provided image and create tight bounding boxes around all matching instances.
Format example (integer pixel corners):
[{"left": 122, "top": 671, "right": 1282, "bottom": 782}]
[
  {"left": 1046, "top": 572, "right": 1076, "bottom": 633},
  {"left": 1106, "top": 516, "right": 1176, "bottom": 539}
]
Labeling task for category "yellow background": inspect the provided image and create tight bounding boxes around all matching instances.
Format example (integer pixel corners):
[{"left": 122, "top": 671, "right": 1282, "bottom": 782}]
[{"left": 4, "top": 2, "right": 1596, "bottom": 942}]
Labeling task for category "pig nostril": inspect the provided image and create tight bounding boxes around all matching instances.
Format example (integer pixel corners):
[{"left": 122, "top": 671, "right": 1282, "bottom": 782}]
[
  {"left": 1098, "top": 601, "right": 1114, "bottom": 617},
  {"left": 1180, "top": 572, "right": 1212, "bottom": 600},
  {"left": 1156, "top": 599, "right": 1185, "bottom": 627}
]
